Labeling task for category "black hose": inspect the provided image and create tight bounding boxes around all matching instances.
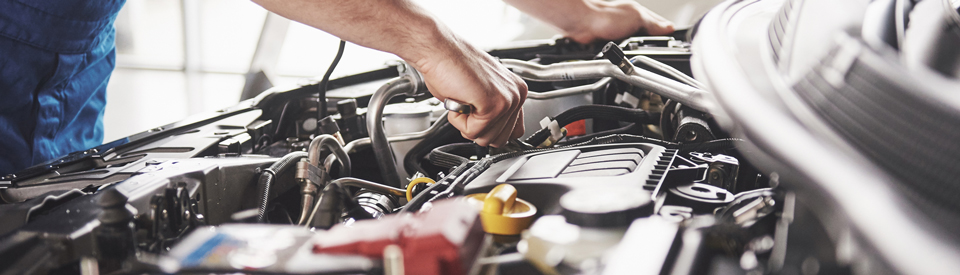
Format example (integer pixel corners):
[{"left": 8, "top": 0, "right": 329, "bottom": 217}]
[
  {"left": 318, "top": 40, "right": 346, "bottom": 119},
  {"left": 398, "top": 180, "right": 447, "bottom": 214},
  {"left": 402, "top": 115, "right": 459, "bottom": 176},
  {"left": 525, "top": 105, "right": 660, "bottom": 146},
  {"left": 256, "top": 151, "right": 308, "bottom": 223},
  {"left": 427, "top": 143, "right": 475, "bottom": 169},
  {"left": 311, "top": 178, "right": 376, "bottom": 229},
  {"left": 399, "top": 162, "right": 474, "bottom": 214}
]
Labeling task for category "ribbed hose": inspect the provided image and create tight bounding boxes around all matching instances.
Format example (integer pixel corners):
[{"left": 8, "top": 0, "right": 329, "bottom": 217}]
[
  {"left": 256, "top": 151, "right": 308, "bottom": 223},
  {"left": 402, "top": 115, "right": 459, "bottom": 176},
  {"left": 427, "top": 143, "right": 475, "bottom": 169},
  {"left": 525, "top": 105, "right": 660, "bottom": 146}
]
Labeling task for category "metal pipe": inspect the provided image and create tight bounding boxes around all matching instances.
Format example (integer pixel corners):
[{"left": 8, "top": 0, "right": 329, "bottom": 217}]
[
  {"left": 629, "top": 55, "right": 705, "bottom": 89},
  {"left": 330, "top": 177, "right": 407, "bottom": 197},
  {"left": 307, "top": 134, "right": 351, "bottom": 177},
  {"left": 345, "top": 112, "right": 448, "bottom": 153},
  {"left": 298, "top": 134, "right": 351, "bottom": 226},
  {"left": 304, "top": 190, "right": 325, "bottom": 227},
  {"left": 501, "top": 59, "right": 715, "bottom": 112},
  {"left": 303, "top": 177, "right": 405, "bottom": 227},
  {"left": 526, "top": 78, "right": 612, "bottom": 99},
  {"left": 366, "top": 77, "right": 416, "bottom": 188},
  {"left": 296, "top": 192, "right": 315, "bottom": 225}
]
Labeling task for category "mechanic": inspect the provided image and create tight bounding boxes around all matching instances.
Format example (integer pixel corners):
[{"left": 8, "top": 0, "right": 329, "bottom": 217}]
[{"left": 0, "top": 0, "right": 673, "bottom": 175}]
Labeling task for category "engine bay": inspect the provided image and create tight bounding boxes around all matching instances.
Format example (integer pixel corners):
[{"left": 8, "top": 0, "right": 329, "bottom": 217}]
[{"left": 3, "top": 0, "right": 960, "bottom": 274}]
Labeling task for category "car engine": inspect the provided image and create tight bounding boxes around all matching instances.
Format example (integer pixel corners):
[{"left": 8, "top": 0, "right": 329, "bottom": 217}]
[{"left": 2, "top": 0, "right": 960, "bottom": 274}]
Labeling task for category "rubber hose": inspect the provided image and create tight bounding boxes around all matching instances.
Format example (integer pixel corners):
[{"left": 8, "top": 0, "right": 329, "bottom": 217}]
[
  {"left": 427, "top": 143, "right": 475, "bottom": 169},
  {"left": 311, "top": 179, "right": 375, "bottom": 229},
  {"left": 402, "top": 116, "right": 458, "bottom": 176},
  {"left": 399, "top": 161, "right": 476, "bottom": 214},
  {"left": 256, "top": 151, "right": 308, "bottom": 223}
]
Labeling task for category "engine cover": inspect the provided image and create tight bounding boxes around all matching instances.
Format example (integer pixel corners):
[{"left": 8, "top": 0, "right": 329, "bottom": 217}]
[{"left": 464, "top": 143, "right": 678, "bottom": 215}]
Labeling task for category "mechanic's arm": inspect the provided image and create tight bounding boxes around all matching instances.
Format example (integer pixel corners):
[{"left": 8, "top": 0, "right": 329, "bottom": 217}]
[
  {"left": 251, "top": 0, "right": 527, "bottom": 147},
  {"left": 503, "top": 0, "right": 675, "bottom": 44}
]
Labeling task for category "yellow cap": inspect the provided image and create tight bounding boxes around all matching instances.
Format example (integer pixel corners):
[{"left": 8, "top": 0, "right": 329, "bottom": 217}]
[{"left": 466, "top": 184, "right": 537, "bottom": 235}]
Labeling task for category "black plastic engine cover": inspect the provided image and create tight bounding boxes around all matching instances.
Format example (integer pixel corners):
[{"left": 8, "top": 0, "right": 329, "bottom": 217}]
[{"left": 464, "top": 143, "right": 677, "bottom": 216}]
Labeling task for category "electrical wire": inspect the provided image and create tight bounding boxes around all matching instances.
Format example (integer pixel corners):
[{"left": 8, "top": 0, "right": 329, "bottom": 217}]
[{"left": 318, "top": 40, "right": 347, "bottom": 119}]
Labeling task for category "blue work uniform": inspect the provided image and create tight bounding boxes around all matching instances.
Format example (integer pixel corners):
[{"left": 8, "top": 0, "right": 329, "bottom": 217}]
[{"left": 0, "top": 0, "right": 126, "bottom": 175}]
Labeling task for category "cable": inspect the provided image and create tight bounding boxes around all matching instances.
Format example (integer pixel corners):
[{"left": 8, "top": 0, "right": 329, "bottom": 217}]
[
  {"left": 557, "top": 123, "right": 642, "bottom": 145},
  {"left": 318, "top": 40, "right": 346, "bottom": 119},
  {"left": 255, "top": 151, "right": 308, "bottom": 223}
]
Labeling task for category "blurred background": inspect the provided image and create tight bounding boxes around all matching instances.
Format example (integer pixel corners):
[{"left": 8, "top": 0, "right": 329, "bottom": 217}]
[{"left": 104, "top": 0, "right": 722, "bottom": 141}]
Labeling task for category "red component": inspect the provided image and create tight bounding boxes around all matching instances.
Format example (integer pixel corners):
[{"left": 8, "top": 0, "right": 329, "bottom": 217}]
[
  {"left": 566, "top": 119, "right": 587, "bottom": 136},
  {"left": 312, "top": 199, "right": 484, "bottom": 275}
]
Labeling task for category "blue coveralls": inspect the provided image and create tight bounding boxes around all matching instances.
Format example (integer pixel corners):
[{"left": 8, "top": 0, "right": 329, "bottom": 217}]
[{"left": 0, "top": 0, "right": 126, "bottom": 175}]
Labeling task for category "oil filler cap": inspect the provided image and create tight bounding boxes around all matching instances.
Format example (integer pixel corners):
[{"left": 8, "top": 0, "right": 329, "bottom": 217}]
[
  {"left": 466, "top": 184, "right": 537, "bottom": 235},
  {"left": 559, "top": 186, "right": 652, "bottom": 228}
]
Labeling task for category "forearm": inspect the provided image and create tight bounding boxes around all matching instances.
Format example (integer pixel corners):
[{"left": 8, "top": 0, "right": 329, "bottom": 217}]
[
  {"left": 252, "top": 0, "right": 529, "bottom": 148},
  {"left": 251, "top": 0, "right": 457, "bottom": 65},
  {"left": 502, "top": 0, "right": 595, "bottom": 35},
  {"left": 503, "top": 0, "right": 674, "bottom": 43}
]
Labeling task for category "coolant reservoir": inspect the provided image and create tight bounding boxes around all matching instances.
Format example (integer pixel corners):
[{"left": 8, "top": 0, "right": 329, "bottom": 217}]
[
  {"left": 381, "top": 98, "right": 446, "bottom": 179},
  {"left": 519, "top": 186, "right": 653, "bottom": 274}
]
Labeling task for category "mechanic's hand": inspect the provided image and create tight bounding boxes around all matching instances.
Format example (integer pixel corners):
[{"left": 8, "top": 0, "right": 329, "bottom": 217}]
[
  {"left": 565, "top": 0, "right": 675, "bottom": 44},
  {"left": 411, "top": 40, "right": 527, "bottom": 148}
]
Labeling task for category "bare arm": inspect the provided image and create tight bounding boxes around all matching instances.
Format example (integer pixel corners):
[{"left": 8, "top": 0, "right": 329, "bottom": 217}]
[
  {"left": 503, "top": 0, "right": 675, "bottom": 44},
  {"left": 252, "top": 0, "right": 527, "bottom": 147}
]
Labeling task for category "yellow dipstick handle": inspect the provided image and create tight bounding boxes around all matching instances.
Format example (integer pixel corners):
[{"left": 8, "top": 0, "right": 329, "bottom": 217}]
[{"left": 406, "top": 177, "right": 435, "bottom": 201}]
